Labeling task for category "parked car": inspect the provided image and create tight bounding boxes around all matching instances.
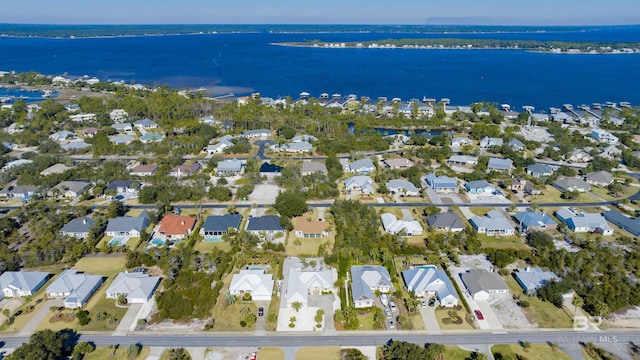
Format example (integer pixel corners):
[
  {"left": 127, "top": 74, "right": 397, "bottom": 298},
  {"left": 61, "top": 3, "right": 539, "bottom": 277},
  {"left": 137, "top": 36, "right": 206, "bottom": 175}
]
[
  {"left": 428, "top": 298, "right": 436, "bottom": 307},
  {"left": 258, "top": 307, "right": 264, "bottom": 317},
  {"left": 421, "top": 299, "right": 427, "bottom": 308},
  {"left": 388, "top": 320, "right": 395, "bottom": 329},
  {"left": 249, "top": 352, "right": 257, "bottom": 360},
  {"left": 389, "top": 301, "right": 397, "bottom": 312},
  {"left": 384, "top": 308, "right": 392, "bottom": 319},
  {"left": 474, "top": 310, "right": 484, "bottom": 320},
  {"left": 380, "top": 294, "right": 389, "bottom": 306}
]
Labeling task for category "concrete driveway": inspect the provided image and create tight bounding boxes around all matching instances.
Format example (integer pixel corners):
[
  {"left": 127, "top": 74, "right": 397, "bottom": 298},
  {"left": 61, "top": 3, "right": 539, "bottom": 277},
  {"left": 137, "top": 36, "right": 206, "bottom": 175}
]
[
  {"left": 419, "top": 304, "right": 441, "bottom": 334},
  {"left": 308, "top": 294, "right": 336, "bottom": 334},
  {"left": 18, "top": 299, "right": 63, "bottom": 336}
]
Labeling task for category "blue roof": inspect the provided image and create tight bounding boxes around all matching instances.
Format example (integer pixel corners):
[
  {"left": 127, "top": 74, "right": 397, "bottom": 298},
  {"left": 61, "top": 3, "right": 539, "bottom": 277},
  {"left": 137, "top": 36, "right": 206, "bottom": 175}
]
[
  {"left": 487, "top": 157, "right": 513, "bottom": 170},
  {"left": 60, "top": 217, "right": 96, "bottom": 234},
  {"left": 202, "top": 214, "right": 242, "bottom": 232},
  {"left": 465, "top": 180, "right": 493, "bottom": 190},
  {"left": 513, "top": 211, "right": 557, "bottom": 229},
  {"left": 260, "top": 162, "right": 283, "bottom": 173},
  {"left": 604, "top": 210, "right": 640, "bottom": 236},
  {"left": 106, "top": 180, "right": 139, "bottom": 192},
  {"left": 425, "top": 173, "right": 457, "bottom": 189},
  {"left": 247, "top": 215, "right": 284, "bottom": 231}
]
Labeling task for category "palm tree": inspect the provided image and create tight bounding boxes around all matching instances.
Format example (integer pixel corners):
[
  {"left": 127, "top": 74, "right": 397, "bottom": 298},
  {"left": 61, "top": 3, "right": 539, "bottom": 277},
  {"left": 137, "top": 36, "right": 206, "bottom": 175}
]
[
  {"left": 291, "top": 301, "right": 303, "bottom": 312},
  {"left": 572, "top": 295, "right": 584, "bottom": 316},
  {"left": 239, "top": 305, "right": 251, "bottom": 316}
]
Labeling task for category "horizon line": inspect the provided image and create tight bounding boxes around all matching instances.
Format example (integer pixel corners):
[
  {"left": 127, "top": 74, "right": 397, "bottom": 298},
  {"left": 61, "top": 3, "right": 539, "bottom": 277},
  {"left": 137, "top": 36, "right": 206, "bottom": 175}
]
[{"left": 1, "top": 22, "right": 640, "bottom": 27}]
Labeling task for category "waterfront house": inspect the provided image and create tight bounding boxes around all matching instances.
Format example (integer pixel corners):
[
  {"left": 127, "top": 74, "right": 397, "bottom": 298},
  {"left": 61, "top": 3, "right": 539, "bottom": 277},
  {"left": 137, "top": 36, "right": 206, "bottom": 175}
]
[
  {"left": 51, "top": 180, "right": 91, "bottom": 198},
  {"left": 216, "top": 158, "right": 244, "bottom": 176},
  {"left": 344, "top": 176, "right": 374, "bottom": 194},
  {"left": 300, "top": 161, "right": 327, "bottom": 176},
  {"left": 380, "top": 213, "right": 423, "bottom": 236},
  {"left": 292, "top": 217, "right": 329, "bottom": 238},
  {"left": 350, "top": 265, "right": 392, "bottom": 308},
  {"left": 552, "top": 177, "right": 591, "bottom": 192},
  {"left": 526, "top": 163, "right": 555, "bottom": 179},
  {"left": 591, "top": 128, "right": 619, "bottom": 145},
  {"left": 60, "top": 217, "right": 97, "bottom": 239},
  {"left": 344, "top": 158, "right": 376, "bottom": 174},
  {"left": 426, "top": 211, "right": 465, "bottom": 232},
  {"left": 487, "top": 157, "right": 513, "bottom": 173},
  {"left": 402, "top": 265, "right": 459, "bottom": 307},
  {"left": 552, "top": 112, "right": 574, "bottom": 123},
  {"left": 105, "top": 272, "right": 161, "bottom": 304},
  {"left": 425, "top": 173, "right": 457, "bottom": 192},
  {"left": 246, "top": 216, "right": 284, "bottom": 238},
  {"left": 286, "top": 268, "right": 333, "bottom": 309},
  {"left": 385, "top": 179, "right": 419, "bottom": 196},
  {"left": 200, "top": 214, "right": 242, "bottom": 238},
  {"left": 130, "top": 164, "right": 159, "bottom": 177},
  {"left": 0, "top": 271, "right": 49, "bottom": 299},
  {"left": 158, "top": 214, "right": 196, "bottom": 241},
  {"left": 585, "top": 171, "right": 614, "bottom": 187},
  {"left": 170, "top": 163, "right": 200, "bottom": 178},
  {"left": 604, "top": 210, "right": 640, "bottom": 236},
  {"left": 460, "top": 269, "right": 509, "bottom": 301},
  {"left": 383, "top": 158, "right": 414, "bottom": 169},
  {"left": 229, "top": 269, "right": 274, "bottom": 301},
  {"left": 464, "top": 180, "right": 494, "bottom": 194},
  {"left": 133, "top": 118, "right": 158, "bottom": 130},
  {"left": 105, "top": 212, "right": 150, "bottom": 238},
  {"left": 512, "top": 211, "right": 557, "bottom": 233},
  {"left": 469, "top": 210, "right": 515, "bottom": 236},
  {"left": 555, "top": 208, "right": 613, "bottom": 235},
  {"left": 46, "top": 269, "right": 104, "bottom": 309},
  {"left": 514, "top": 267, "right": 560, "bottom": 295}
]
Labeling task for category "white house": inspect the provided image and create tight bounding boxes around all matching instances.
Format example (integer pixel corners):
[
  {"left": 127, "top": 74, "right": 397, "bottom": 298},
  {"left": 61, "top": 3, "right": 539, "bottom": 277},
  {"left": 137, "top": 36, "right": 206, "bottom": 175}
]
[
  {"left": 344, "top": 176, "right": 374, "bottom": 194},
  {"left": 591, "top": 128, "right": 619, "bottom": 145},
  {"left": 46, "top": 269, "right": 104, "bottom": 309},
  {"left": 110, "top": 109, "right": 128, "bottom": 122},
  {"left": 285, "top": 268, "right": 333, "bottom": 309},
  {"left": 105, "top": 272, "right": 161, "bottom": 304},
  {"left": 0, "top": 271, "right": 49, "bottom": 298},
  {"left": 228, "top": 269, "right": 274, "bottom": 301},
  {"left": 385, "top": 179, "right": 419, "bottom": 196},
  {"left": 380, "top": 213, "right": 423, "bottom": 236},
  {"left": 350, "top": 265, "right": 392, "bottom": 308},
  {"left": 401, "top": 266, "right": 459, "bottom": 307}
]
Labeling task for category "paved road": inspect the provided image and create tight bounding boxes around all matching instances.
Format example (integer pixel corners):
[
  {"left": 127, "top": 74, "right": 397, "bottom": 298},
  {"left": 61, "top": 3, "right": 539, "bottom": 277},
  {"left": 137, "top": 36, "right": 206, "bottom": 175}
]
[{"left": 1, "top": 331, "right": 638, "bottom": 349}]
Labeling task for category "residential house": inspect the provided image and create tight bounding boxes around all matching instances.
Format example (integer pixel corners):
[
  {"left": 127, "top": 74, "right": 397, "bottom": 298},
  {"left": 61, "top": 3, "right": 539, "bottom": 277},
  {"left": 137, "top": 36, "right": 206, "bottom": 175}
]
[
  {"left": 0, "top": 271, "right": 49, "bottom": 298},
  {"left": 51, "top": 180, "right": 91, "bottom": 198},
  {"left": 111, "top": 123, "right": 133, "bottom": 133},
  {"left": 425, "top": 173, "right": 457, "bottom": 192},
  {"left": 487, "top": 157, "right": 513, "bottom": 173},
  {"left": 69, "top": 113, "right": 97, "bottom": 122},
  {"left": 272, "top": 141, "right": 313, "bottom": 153},
  {"left": 451, "top": 137, "right": 473, "bottom": 152},
  {"left": 46, "top": 269, "right": 104, "bottom": 309},
  {"left": 552, "top": 177, "right": 591, "bottom": 192},
  {"left": 501, "top": 178, "right": 538, "bottom": 194},
  {"left": 206, "top": 135, "right": 234, "bottom": 155},
  {"left": 514, "top": 267, "right": 560, "bottom": 295},
  {"left": 285, "top": 268, "right": 333, "bottom": 308},
  {"left": 383, "top": 158, "right": 414, "bottom": 169},
  {"left": 0, "top": 185, "right": 39, "bottom": 199},
  {"left": 259, "top": 162, "right": 283, "bottom": 179},
  {"left": 246, "top": 215, "right": 285, "bottom": 238},
  {"left": 585, "top": 171, "right": 614, "bottom": 187},
  {"left": 216, "top": 158, "right": 244, "bottom": 176},
  {"left": 380, "top": 213, "right": 423, "bottom": 236},
  {"left": 130, "top": 164, "right": 159, "bottom": 177},
  {"left": 447, "top": 155, "right": 478, "bottom": 166},
  {"left": 60, "top": 217, "right": 97, "bottom": 239},
  {"left": 386, "top": 179, "right": 419, "bottom": 196},
  {"left": 469, "top": 210, "right": 516, "bottom": 236},
  {"left": 291, "top": 134, "right": 317, "bottom": 143},
  {"left": 512, "top": 211, "right": 557, "bottom": 233},
  {"left": 109, "top": 109, "right": 128, "bottom": 122},
  {"left": 402, "top": 265, "right": 459, "bottom": 307},
  {"left": 460, "top": 269, "right": 509, "bottom": 301},
  {"left": 170, "top": 163, "right": 200, "bottom": 178},
  {"left": 508, "top": 138, "right": 525, "bottom": 151},
  {"left": 109, "top": 135, "right": 134, "bottom": 145},
  {"left": 344, "top": 158, "right": 376, "bottom": 174},
  {"left": 300, "top": 161, "right": 327, "bottom": 176},
  {"left": 2, "top": 159, "right": 33, "bottom": 171},
  {"left": 139, "top": 133, "right": 163, "bottom": 143},
  {"left": 526, "top": 163, "right": 555, "bottom": 179},
  {"left": 567, "top": 150, "right": 593, "bottom": 163},
  {"left": 40, "top": 163, "right": 72, "bottom": 176},
  {"left": 133, "top": 118, "right": 158, "bottom": 130},
  {"left": 464, "top": 180, "right": 494, "bottom": 194},
  {"left": 50, "top": 130, "right": 76, "bottom": 142},
  {"left": 200, "top": 214, "right": 242, "bottom": 238},
  {"left": 344, "top": 176, "right": 374, "bottom": 194},
  {"left": 555, "top": 207, "right": 613, "bottom": 235},
  {"left": 591, "top": 128, "right": 619, "bottom": 144},
  {"left": 62, "top": 141, "right": 91, "bottom": 151},
  {"left": 105, "top": 272, "right": 161, "bottom": 303},
  {"left": 479, "top": 137, "right": 504, "bottom": 148},
  {"left": 604, "top": 210, "right": 640, "bottom": 236},
  {"left": 158, "top": 214, "right": 196, "bottom": 241},
  {"left": 228, "top": 269, "right": 274, "bottom": 301},
  {"left": 82, "top": 127, "right": 99, "bottom": 138},
  {"left": 292, "top": 217, "right": 329, "bottom": 238},
  {"left": 350, "top": 265, "right": 392, "bottom": 308},
  {"left": 240, "top": 129, "right": 271, "bottom": 138},
  {"left": 105, "top": 180, "right": 140, "bottom": 196},
  {"left": 105, "top": 212, "right": 150, "bottom": 238},
  {"left": 426, "top": 211, "right": 465, "bottom": 232}
]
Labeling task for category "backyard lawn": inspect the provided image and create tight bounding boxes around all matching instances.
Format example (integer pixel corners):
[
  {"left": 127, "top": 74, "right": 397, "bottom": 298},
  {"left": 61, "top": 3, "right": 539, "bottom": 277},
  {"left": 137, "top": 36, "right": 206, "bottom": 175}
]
[
  {"left": 193, "top": 240, "right": 232, "bottom": 253},
  {"left": 492, "top": 344, "right": 572, "bottom": 360},
  {"left": 285, "top": 234, "right": 330, "bottom": 257},
  {"left": 479, "top": 234, "right": 529, "bottom": 250},
  {"left": 74, "top": 256, "right": 126, "bottom": 277}
]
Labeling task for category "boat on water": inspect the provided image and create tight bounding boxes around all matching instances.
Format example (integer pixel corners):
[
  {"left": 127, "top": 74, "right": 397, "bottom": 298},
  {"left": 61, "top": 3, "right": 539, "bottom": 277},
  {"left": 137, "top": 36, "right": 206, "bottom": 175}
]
[
  {"left": 42, "top": 90, "right": 53, "bottom": 98},
  {"left": 0, "top": 95, "right": 15, "bottom": 103}
]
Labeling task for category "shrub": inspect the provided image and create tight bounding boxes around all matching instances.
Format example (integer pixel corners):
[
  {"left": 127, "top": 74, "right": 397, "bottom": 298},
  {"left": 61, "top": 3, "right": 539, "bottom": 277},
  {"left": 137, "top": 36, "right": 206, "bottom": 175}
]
[{"left": 239, "top": 320, "right": 247, "bottom": 327}]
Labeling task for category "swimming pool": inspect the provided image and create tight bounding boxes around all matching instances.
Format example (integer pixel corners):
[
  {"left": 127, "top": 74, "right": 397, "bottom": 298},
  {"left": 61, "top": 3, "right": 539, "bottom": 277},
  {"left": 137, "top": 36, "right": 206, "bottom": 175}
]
[
  {"left": 204, "top": 236, "right": 222, "bottom": 243},
  {"left": 109, "top": 237, "right": 126, "bottom": 247},
  {"left": 151, "top": 238, "right": 166, "bottom": 246}
]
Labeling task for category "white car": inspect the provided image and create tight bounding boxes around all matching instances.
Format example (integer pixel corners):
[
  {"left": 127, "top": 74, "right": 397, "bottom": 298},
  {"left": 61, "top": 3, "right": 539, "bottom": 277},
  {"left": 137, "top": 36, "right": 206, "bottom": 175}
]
[
  {"left": 421, "top": 299, "right": 427, "bottom": 308},
  {"left": 389, "top": 301, "right": 397, "bottom": 312},
  {"left": 380, "top": 294, "right": 389, "bottom": 306}
]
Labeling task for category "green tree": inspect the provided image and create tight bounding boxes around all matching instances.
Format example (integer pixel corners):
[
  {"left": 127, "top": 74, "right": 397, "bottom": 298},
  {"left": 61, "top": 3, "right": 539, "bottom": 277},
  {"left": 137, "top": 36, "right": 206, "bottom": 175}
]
[
  {"left": 273, "top": 190, "right": 308, "bottom": 218},
  {"left": 73, "top": 342, "right": 96, "bottom": 357},
  {"left": 126, "top": 343, "right": 142, "bottom": 359},
  {"left": 291, "top": 301, "right": 303, "bottom": 312},
  {"left": 167, "top": 348, "right": 192, "bottom": 360},
  {"left": 341, "top": 348, "right": 367, "bottom": 360},
  {"left": 7, "top": 329, "right": 72, "bottom": 360},
  {"left": 76, "top": 310, "right": 91, "bottom": 326}
]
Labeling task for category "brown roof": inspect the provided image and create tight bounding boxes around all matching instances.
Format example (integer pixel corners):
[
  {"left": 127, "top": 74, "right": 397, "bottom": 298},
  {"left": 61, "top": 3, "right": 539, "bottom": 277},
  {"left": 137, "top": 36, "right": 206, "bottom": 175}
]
[
  {"left": 131, "top": 164, "right": 159, "bottom": 174},
  {"left": 158, "top": 215, "right": 196, "bottom": 235},
  {"left": 293, "top": 217, "right": 329, "bottom": 234}
]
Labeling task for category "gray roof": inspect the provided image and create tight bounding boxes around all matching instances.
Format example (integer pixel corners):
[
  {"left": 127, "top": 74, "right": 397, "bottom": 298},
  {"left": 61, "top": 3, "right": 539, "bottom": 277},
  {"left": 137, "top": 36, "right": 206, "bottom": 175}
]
[
  {"left": 344, "top": 176, "right": 374, "bottom": 193},
  {"left": 61, "top": 141, "right": 91, "bottom": 151},
  {"left": 465, "top": 180, "right": 493, "bottom": 190},
  {"left": 110, "top": 135, "right": 134, "bottom": 144},
  {"left": 105, "top": 272, "right": 161, "bottom": 302},
  {"left": 106, "top": 180, "right": 139, "bottom": 192},
  {"left": 54, "top": 180, "right": 91, "bottom": 195},
  {"left": 402, "top": 266, "right": 458, "bottom": 302},
  {"left": 350, "top": 266, "right": 392, "bottom": 303},
  {"left": 202, "top": 214, "right": 242, "bottom": 232},
  {"left": 386, "top": 179, "right": 418, "bottom": 194},
  {"left": 0, "top": 271, "right": 49, "bottom": 294},
  {"left": 604, "top": 210, "right": 640, "bottom": 236},
  {"left": 246, "top": 215, "right": 284, "bottom": 232},
  {"left": 514, "top": 267, "right": 560, "bottom": 293},
  {"left": 552, "top": 177, "right": 590, "bottom": 192},
  {"left": 487, "top": 157, "right": 513, "bottom": 171},
  {"left": 469, "top": 210, "right": 515, "bottom": 233},
  {"left": 133, "top": 118, "right": 158, "bottom": 127},
  {"left": 509, "top": 138, "right": 525, "bottom": 149},
  {"left": 0, "top": 185, "right": 39, "bottom": 197},
  {"left": 347, "top": 158, "right": 375, "bottom": 172},
  {"left": 461, "top": 269, "right": 508, "bottom": 295},
  {"left": 106, "top": 214, "right": 149, "bottom": 233},
  {"left": 527, "top": 163, "right": 554, "bottom": 176},
  {"left": 426, "top": 211, "right": 465, "bottom": 231},
  {"left": 46, "top": 269, "right": 104, "bottom": 306},
  {"left": 585, "top": 170, "right": 613, "bottom": 185},
  {"left": 301, "top": 161, "right": 327, "bottom": 175},
  {"left": 60, "top": 217, "right": 96, "bottom": 235},
  {"left": 555, "top": 208, "right": 612, "bottom": 233},
  {"left": 217, "top": 158, "right": 243, "bottom": 172},
  {"left": 425, "top": 173, "right": 457, "bottom": 189}
]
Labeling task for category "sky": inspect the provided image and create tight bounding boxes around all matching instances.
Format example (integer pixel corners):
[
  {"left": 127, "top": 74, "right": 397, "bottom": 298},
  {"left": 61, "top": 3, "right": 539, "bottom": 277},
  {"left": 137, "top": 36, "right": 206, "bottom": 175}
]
[{"left": 0, "top": 0, "right": 638, "bottom": 25}]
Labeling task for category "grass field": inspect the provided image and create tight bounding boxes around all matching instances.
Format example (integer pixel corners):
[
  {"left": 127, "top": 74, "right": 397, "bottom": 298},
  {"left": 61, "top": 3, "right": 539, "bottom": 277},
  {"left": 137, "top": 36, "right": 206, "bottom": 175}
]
[
  {"left": 435, "top": 307, "right": 474, "bottom": 330},
  {"left": 469, "top": 207, "right": 494, "bottom": 216},
  {"left": 210, "top": 274, "right": 257, "bottom": 331},
  {"left": 479, "top": 234, "right": 529, "bottom": 250},
  {"left": 285, "top": 234, "right": 329, "bottom": 257},
  {"left": 590, "top": 184, "right": 636, "bottom": 201},
  {"left": 258, "top": 347, "right": 285, "bottom": 360},
  {"left": 529, "top": 185, "right": 598, "bottom": 204},
  {"left": 85, "top": 345, "right": 150, "bottom": 360},
  {"left": 444, "top": 346, "right": 473, "bottom": 359},
  {"left": 73, "top": 256, "right": 126, "bottom": 277},
  {"left": 503, "top": 276, "right": 573, "bottom": 328},
  {"left": 296, "top": 346, "right": 340, "bottom": 360},
  {"left": 355, "top": 311, "right": 376, "bottom": 330},
  {"left": 492, "top": 344, "right": 572, "bottom": 360},
  {"left": 193, "top": 240, "right": 232, "bottom": 253}
]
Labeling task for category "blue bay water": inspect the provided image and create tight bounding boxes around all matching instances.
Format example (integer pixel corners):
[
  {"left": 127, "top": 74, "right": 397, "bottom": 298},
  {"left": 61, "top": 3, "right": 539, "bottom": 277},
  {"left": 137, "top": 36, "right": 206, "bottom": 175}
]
[{"left": 0, "top": 25, "right": 639, "bottom": 110}]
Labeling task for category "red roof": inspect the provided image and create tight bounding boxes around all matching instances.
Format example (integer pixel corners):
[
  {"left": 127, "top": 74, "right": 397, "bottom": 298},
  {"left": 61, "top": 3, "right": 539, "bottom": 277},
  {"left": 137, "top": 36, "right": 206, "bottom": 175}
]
[{"left": 158, "top": 215, "right": 196, "bottom": 235}]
